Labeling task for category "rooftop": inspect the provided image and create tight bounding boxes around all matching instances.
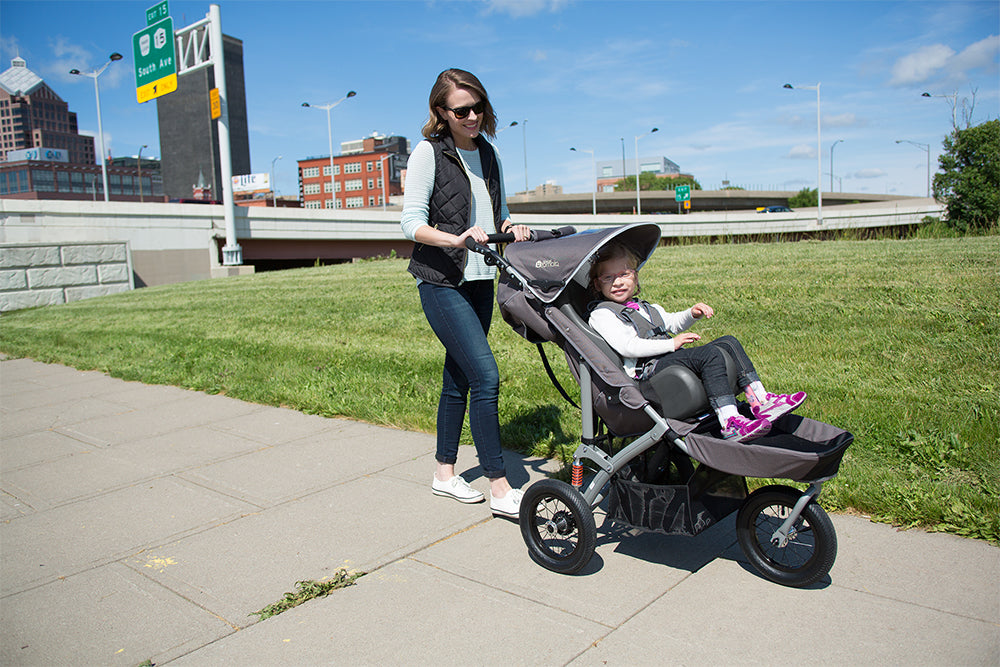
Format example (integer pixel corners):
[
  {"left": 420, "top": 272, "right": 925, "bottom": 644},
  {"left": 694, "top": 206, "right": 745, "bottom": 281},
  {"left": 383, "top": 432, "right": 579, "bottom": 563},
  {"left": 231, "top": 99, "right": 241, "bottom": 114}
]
[{"left": 0, "top": 57, "right": 50, "bottom": 98}]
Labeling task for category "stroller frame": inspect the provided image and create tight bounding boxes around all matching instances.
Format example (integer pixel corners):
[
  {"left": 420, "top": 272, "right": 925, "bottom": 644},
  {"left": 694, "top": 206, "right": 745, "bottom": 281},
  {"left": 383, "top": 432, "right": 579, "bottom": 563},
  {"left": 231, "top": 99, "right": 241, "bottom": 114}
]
[{"left": 471, "top": 223, "right": 852, "bottom": 586}]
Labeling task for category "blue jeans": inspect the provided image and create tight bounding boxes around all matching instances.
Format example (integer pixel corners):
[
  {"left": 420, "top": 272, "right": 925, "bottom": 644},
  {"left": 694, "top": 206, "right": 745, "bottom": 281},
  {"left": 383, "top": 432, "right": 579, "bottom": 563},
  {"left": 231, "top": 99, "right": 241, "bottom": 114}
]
[
  {"left": 418, "top": 279, "right": 506, "bottom": 479},
  {"left": 649, "top": 335, "right": 761, "bottom": 410}
]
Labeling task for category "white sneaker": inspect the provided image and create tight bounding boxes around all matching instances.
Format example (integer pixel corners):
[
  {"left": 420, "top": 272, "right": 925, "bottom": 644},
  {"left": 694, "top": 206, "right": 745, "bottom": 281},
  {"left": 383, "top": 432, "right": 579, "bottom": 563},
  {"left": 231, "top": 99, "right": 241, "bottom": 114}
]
[
  {"left": 490, "top": 488, "right": 524, "bottom": 518},
  {"left": 432, "top": 475, "right": 484, "bottom": 504}
]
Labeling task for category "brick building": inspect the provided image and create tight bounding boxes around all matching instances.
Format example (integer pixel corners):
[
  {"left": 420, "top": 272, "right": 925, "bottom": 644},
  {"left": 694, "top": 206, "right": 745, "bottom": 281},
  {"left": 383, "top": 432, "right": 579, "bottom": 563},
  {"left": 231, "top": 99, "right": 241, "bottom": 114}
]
[{"left": 298, "top": 134, "right": 408, "bottom": 209}]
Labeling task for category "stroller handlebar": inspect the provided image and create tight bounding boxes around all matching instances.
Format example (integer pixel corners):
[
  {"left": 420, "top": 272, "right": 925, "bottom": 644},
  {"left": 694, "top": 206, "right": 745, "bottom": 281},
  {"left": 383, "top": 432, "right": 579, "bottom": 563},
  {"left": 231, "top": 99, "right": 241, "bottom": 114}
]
[{"left": 464, "top": 226, "right": 577, "bottom": 252}]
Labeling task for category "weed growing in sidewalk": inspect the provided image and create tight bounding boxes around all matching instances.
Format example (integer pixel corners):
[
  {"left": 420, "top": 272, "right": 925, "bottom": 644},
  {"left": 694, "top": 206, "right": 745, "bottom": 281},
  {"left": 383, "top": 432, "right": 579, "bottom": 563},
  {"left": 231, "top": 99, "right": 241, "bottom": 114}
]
[{"left": 252, "top": 569, "right": 364, "bottom": 621}]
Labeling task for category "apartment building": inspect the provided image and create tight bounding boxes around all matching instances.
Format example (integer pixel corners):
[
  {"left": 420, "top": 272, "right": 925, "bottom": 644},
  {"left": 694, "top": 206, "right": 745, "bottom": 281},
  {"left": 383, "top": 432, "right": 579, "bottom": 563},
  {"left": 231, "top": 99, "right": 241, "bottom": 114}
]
[{"left": 298, "top": 134, "right": 408, "bottom": 209}]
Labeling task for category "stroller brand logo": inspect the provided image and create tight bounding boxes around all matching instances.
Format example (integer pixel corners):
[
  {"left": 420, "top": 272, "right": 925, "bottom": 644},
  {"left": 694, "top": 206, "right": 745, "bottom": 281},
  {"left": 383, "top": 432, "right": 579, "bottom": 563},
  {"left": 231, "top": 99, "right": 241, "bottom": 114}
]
[{"left": 535, "top": 258, "right": 560, "bottom": 269}]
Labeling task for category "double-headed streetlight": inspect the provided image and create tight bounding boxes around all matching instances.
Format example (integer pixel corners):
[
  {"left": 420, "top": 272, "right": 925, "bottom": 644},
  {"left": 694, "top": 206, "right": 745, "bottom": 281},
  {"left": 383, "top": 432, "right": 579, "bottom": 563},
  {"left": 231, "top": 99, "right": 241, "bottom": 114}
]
[
  {"left": 570, "top": 147, "right": 597, "bottom": 215},
  {"left": 137, "top": 144, "right": 148, "bottom": 202},
  {"left": 830, "top": 139, "right": 843, "bottom": 193},
  {"left": 783, "top": 83, "right": 823, "bottom": 224},
  {"left": 70, "top": 52, "right": 122, "bottom": 202},
  {"left": 634, "top": 128, "right": 658, "bottom": 215},
  {"left": 302, "top": 91, "right": 356, "bottom": 208},
  {"left": 921, "top": 91, "right": 958, "bottom": 129},
  {"left": 270, "top": 155, "right": 283, "bottom": 207},
  {"left": 895, "top": 139, "right": 931, "bottom": 197}
]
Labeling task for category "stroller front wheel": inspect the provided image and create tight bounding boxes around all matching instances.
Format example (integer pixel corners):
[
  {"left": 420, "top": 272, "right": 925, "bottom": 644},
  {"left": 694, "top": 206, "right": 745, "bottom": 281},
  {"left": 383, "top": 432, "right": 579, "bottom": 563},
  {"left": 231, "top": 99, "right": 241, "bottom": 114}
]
[
  {"left": 519, "top": 479, "right": 597, "bottom": 575},
  {"left": 736, "top": 484, "right": 837, "bottom": 588}
]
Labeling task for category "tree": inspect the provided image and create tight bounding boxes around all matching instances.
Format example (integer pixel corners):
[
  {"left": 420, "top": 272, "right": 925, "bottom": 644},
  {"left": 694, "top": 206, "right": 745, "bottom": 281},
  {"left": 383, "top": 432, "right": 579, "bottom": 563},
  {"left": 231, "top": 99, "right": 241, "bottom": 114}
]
[
  {"left": 614, "top": 173, "right": 702, "bottom": 192},
  {"left": 788, "top": 187, "right": 818, "bottom": 208},
  {"left": 932, "top": 119, "right": 999, "bottom": 232}
]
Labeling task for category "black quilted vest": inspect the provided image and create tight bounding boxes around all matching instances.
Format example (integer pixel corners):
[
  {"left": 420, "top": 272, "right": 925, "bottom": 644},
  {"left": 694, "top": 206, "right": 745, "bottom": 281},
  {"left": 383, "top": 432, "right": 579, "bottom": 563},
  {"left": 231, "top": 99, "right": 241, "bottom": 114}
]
[{"left": 407, "top": 134, "right": 503, "bottom": 286}]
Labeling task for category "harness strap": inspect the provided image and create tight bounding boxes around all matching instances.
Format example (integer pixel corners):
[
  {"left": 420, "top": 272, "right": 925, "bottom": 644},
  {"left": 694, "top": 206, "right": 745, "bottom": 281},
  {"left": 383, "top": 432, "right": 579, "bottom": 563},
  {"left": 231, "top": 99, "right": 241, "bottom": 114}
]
[{"left": 537, "top": 343, "right": 580, "bottom": 410}]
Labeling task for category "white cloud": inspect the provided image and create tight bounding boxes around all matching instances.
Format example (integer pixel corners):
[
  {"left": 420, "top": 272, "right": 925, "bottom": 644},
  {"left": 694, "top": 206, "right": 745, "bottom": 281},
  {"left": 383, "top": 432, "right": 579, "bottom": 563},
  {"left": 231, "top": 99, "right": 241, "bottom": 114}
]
[
  {"left": 890, "top": 44, "right": 955, "bottom": 85},
  {"left": 853, "top": 169, "right": 887, "bottom": 179},
  {"left": 825, "top": 113, "right": 860, "bottom": 127},
  {"left": 786, "top": 144, "right": 816, "bottom": 160},
  {"left": 889, "top": 35, "right": 999, "bottom": 85},
  {"left": 484, "top": 0, "right": 570, "bottom": 18}
]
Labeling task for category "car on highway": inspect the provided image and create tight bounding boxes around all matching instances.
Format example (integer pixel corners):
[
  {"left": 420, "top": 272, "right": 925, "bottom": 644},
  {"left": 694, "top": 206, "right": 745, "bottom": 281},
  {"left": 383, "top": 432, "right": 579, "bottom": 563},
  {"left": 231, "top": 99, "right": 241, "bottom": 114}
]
[{"left": 756, "top": 205, "right": 792, "bottom": 213}]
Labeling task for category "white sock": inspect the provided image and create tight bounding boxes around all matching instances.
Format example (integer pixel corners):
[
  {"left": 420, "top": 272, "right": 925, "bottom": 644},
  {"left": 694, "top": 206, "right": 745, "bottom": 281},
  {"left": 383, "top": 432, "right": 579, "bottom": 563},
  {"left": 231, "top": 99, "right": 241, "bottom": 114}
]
[
  {"left": 716, "top": 403, "right": 739, "bottom": 429},
  {"left": 745, "top": 382, "right": 767, "bottom": 406}
]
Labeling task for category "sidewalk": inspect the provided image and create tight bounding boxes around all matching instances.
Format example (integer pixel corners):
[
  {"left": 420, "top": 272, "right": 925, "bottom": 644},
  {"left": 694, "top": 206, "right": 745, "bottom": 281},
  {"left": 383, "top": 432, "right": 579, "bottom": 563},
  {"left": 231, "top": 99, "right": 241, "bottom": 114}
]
[{"left": 1, "top": 357, "right": 997, "bottom": 666}]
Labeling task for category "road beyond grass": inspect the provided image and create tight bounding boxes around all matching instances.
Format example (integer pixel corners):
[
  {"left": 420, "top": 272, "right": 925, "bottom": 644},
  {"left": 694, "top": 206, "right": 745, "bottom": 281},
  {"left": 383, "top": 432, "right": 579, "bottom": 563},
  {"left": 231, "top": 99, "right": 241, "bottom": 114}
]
[{"left": 1, "top": 235, "right": 997, "bottom": 542}]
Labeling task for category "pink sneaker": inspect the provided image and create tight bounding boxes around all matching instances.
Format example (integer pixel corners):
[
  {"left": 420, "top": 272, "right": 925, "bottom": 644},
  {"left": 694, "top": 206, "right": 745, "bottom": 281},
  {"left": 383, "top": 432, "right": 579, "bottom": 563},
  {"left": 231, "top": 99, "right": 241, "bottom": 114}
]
[
  {"left": 752, "top": 391, "right": 807, "bottom": 421},
  {"left": 722, "top": 415, "right": 772, "bottom": 443}
]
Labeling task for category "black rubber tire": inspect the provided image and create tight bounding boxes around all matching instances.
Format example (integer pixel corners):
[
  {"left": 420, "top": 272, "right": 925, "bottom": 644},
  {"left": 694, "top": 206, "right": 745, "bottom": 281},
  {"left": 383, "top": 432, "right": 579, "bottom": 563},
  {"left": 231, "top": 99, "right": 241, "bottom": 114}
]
[
  {"left": 519, "top": 479, "right": 597, "bottom": 575},
  {"left": 736, "top": 484, "right": 837, "bottom": 587}
]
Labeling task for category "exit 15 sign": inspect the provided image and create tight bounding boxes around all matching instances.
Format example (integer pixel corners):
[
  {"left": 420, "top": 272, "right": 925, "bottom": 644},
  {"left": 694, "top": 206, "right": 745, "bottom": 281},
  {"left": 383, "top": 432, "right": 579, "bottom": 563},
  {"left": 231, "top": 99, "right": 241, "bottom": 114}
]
[{"left": 132, "top": 16, "right": 177, "bottom": 103}]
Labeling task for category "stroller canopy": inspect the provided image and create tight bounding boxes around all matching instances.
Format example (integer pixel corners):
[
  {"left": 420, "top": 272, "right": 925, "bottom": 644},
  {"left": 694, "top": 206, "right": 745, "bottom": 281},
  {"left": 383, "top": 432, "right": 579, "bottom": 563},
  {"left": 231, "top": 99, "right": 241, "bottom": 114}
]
[{"left": 502, "top": 223, "right": 662, "bottom": 304}]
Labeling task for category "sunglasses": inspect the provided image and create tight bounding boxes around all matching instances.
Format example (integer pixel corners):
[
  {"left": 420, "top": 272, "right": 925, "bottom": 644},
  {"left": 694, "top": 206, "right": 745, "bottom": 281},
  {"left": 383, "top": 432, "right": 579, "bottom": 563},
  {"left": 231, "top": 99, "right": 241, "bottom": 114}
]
[{"left": 443, "top": 101, "right": 486, "bottom": 119}]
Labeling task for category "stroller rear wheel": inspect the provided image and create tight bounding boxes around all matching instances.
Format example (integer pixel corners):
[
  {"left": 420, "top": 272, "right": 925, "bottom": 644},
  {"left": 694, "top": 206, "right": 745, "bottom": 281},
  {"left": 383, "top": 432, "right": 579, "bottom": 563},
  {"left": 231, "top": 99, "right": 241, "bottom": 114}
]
[
  {"left": 519, "top": 479, "right": 597, "bottom": 575},
  {"left": 736, "top": 485, "right": 837, "bottom": 588}
]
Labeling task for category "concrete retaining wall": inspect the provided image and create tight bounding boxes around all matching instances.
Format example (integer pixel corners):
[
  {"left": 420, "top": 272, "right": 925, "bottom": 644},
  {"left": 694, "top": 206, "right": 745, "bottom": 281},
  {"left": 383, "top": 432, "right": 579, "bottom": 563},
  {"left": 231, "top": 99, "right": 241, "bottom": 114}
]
[{"left": 1, "top": 241, "right": 134, "bottom": 312}]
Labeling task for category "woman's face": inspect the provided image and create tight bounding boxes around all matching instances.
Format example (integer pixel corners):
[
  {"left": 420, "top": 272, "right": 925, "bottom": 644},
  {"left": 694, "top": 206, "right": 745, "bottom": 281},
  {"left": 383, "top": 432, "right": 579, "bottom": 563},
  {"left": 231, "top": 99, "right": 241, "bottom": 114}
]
[
  {"left": 438, "top": 86, "right": 483, "bottom": 149},
  {"left": 594, "top": 256, "right": 638, "bottom": 303}
]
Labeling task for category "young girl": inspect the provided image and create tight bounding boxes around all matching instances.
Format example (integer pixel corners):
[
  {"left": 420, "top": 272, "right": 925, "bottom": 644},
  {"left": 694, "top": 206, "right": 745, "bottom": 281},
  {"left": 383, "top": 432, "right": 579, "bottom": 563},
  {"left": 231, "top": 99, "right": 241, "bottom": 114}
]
[{"left": 587, "top": 243, "right": 805, "bottom": 443}]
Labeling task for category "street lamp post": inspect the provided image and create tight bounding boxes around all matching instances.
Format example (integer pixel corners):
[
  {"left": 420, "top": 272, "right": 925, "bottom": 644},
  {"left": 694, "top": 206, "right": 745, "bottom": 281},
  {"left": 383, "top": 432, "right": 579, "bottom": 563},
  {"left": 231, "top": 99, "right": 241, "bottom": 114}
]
[
  {"left": 830, "top": 139, "right": 843, "bottom": 193},
  {"left": 921, "top": 91, "right": 959, "bottom": 129},
  {"left": 270, "top": 155, "right": 282, "bottom": 207},
  {"left": 895, "top": 139, "right": 931, "bottom": 197},
  {"left": 70, "top": 53, "right": 122, "bottom": 202},
  {"left": 302, "top": 91, "right": 356, "bottom": 209},
  {"left": 634, "top": 127, "right": 658, "bottom": 215},
  {"left": 570, "top": 147, "right": 597, "bottom": 215},
  {"left": 137, "top": 144, "right": 147, "bottom": 202},
  {"left": 783, "top": 83, "right": 823, "bottom": 224}
]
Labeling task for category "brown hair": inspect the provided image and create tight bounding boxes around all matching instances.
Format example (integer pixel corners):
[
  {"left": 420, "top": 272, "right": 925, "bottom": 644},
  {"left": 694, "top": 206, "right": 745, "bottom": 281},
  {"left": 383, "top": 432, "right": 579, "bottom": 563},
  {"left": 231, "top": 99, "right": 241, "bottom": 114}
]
[
  {"left": 421, "top": 68, "right": 498, "bottom": 140},
  {"left": 589, "top": 243, "right": 642, "bottom": 298}
]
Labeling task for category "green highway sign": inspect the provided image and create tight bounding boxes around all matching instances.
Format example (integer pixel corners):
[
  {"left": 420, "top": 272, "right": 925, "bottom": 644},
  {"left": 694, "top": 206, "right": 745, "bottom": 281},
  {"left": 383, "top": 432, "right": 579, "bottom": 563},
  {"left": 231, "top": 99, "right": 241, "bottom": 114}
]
[
  {"left": 146, "top": 1, "right": 169, "bottom": 25},
  {"left": 674, "top": 185, "right": 691, "bottom": 202},
  {"left": 132, "top": 16, "right": 176, "bottom": 103}
]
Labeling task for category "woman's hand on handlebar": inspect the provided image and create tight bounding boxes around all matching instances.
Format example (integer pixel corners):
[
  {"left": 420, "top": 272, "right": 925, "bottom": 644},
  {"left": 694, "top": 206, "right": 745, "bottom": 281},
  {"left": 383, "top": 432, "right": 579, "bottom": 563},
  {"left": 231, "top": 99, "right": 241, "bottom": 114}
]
[
  {"left": 506, "top": 223, "right": 531, "bottom": 242},
  {"left": 454, "top": 226, "right": 489, "bottom": 248}
]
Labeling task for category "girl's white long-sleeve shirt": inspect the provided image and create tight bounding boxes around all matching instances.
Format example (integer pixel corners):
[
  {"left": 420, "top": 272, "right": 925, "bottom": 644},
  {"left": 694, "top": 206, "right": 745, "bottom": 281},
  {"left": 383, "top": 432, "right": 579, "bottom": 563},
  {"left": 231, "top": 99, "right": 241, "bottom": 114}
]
[
  {"left": 588, "top": 303, "right": 697, "bottom": 377},
  {"left": 400, "top": 139, "right": 510, "bottom": 283}
]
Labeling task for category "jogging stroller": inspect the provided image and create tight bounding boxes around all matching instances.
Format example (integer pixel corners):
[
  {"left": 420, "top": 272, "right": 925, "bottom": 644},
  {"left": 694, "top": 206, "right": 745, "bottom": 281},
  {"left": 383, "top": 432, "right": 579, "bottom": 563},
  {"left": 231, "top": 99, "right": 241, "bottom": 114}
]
[{"left": 468, "top": 223, "right": 853, "bottom": 587}]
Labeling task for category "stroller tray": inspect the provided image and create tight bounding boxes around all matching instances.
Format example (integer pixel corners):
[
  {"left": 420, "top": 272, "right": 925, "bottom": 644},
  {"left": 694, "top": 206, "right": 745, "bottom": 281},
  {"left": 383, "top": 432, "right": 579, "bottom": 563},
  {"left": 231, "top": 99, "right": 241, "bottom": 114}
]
[{"left": 608, "top": 465, "right": 747, "bottom": 536}]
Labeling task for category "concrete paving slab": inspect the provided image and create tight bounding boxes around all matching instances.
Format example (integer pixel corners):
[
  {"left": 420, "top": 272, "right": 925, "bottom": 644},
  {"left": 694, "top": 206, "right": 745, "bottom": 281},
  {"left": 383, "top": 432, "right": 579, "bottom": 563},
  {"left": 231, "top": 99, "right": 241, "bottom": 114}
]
[
  {"left": 0, "top": 376, "right": 132, "bottom": 411},
  {"left": 571, "top": 553, "right": 999, "bottom": 666},
  {"left": 1, "top": 476, "right": 257, "bottom": 596},
  {"left": 0, "top": 397, "right": 134, "bottom": 439},
  {"left": 56, "top": 392, "right": 263, "bottom": 447},
  {"left": 0, "top": 490, "right": 33, "bottom": 521},
  {"left": 178, "top": 420, "right": 434, "bottom": 507},
  {"left": 209, "top": 407, "right": 347, "bottom": 446},
  {"left": 2, "top": 447, "right": 157, "bottom": 510},
  {"left": 0, "top": 428, "right": 92, "bottom": 470},
  {"left": 1, "top": 562, "right": 234, "bottom": 667},
  {"left": 125, "top": 473, "right": 494, "bottom": 626},
  {"left": 108, "top": 425, "right": 270, "bottom": 474},
  {"left": 169, "top": 557, "right": 608, "bottom": 666},
  {"left": 416, "top": 507, "right": 739, "bottom": 628}
]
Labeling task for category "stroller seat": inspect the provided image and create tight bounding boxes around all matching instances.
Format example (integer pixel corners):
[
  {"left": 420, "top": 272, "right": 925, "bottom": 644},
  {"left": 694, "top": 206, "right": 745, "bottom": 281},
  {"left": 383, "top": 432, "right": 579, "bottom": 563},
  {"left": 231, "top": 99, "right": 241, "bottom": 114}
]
[{"left": 557, "top": 281, "right": 738, "bottom": 423}]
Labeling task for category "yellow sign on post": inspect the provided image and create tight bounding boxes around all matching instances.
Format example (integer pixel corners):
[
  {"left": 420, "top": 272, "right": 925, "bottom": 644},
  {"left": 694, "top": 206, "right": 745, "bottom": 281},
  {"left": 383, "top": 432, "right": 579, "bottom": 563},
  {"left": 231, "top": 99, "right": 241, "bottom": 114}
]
[{"left": 210, "top": 88, "right": 221, "bottom": 119}]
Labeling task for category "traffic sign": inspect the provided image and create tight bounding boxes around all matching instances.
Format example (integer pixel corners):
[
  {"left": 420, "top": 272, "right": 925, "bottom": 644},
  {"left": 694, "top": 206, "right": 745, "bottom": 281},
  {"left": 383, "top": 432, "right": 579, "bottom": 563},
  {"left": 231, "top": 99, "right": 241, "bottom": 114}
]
[
  {"left": 675, "top": 185, "right": 691, "bottom": 202},
  {"left": 132, "top": 16, "right": 177, "bottom": 103},
  {"left": 146, "top": 0, "right": 169, "bottom": 25}
]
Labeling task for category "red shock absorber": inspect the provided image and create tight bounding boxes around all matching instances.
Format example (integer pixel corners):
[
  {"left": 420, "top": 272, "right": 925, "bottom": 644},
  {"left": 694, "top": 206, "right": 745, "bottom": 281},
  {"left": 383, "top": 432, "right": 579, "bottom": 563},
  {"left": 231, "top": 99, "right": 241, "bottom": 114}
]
[{"left": 571, "top": 459, "right": 584, "bottom": 488}]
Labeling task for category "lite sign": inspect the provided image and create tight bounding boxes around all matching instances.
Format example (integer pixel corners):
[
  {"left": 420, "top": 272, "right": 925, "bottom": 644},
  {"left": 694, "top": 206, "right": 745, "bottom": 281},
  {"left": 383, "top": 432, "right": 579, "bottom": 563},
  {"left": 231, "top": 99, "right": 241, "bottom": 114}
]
[
  {"left": 232, "top": 173, "right": 271, "bottom": 194},
  {"left": 6, "top": 147, "right": 69, "bottom": 162},
  {"left": 132, "top": 16, "right": 177, "bottom": 103}
]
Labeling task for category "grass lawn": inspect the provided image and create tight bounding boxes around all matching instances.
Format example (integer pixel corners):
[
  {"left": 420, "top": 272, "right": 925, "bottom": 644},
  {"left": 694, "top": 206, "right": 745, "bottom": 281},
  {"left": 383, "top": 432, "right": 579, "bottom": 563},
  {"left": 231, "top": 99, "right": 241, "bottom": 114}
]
[{"left": 1, "top": 234, "right": 997, "bottom": 542}]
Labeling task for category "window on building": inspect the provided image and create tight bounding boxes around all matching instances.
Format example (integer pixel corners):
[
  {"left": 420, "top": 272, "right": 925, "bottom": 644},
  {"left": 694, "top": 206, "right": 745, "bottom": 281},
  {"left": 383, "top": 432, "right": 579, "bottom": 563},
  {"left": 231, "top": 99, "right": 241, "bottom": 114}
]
[
  {"left": 32, "top": 168, "right": 55, "bottom": 192},
  {"left": 302, "top": 166, "right": 320, "bottom": 178},
  {"left": 344, "top": 162, "right": 361, "bottom": 174},
  {"left": 303, "top": 182, "right": 321, "bottom": 195},
  {"left": 377, "top": 178, "right": 383, "bottom": 189},
  {"left": 368, "top": 196, "right": 375, "bottom": 206},
  {"left": 640, "top": 161, "right": 660, "bottom": 174},
  {"left": 367, "top": 178, "right": 374, "bottom": 189},
  {"left": 602, "top": 166, "right": 614, "bottom": 177},
  {"left": 366, "top": 161, "right": 374, "bottom": 171},
  {"left": 345, "top": 196, "right": 364, "bottom": 208},
  {"left": 345, "top": 179, "right": 362, "bottom": 191},
  {"left": 325, "top": 198, "right": 335, "bottom": 209},
  {"left": 304, "top": 200, "right": 322, "bottom": 209}
]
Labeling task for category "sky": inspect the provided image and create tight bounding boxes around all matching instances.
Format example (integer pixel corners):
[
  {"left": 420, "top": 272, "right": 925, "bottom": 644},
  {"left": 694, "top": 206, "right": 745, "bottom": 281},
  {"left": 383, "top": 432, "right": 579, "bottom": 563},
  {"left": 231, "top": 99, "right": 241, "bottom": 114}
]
[{"left": 2, "top": 0, "right": 998, "bottom": 201}]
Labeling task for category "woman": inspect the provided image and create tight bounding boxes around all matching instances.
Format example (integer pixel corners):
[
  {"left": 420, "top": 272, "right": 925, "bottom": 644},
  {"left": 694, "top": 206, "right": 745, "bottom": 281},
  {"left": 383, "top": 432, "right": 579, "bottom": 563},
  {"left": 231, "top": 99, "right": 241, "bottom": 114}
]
[{"left": 400, "top": 68, "right": 531, "bottom": 518}]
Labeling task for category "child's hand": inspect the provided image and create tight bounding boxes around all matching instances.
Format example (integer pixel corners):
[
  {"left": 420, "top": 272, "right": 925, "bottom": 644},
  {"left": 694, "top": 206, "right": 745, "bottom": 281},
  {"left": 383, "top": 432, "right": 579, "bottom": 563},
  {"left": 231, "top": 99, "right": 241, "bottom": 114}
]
[
  {"left": 673, "top": 332, "right": 701, "bottom": 349},
  {"left": 691, "top": 303, "right": 714, "bottom": 319}
]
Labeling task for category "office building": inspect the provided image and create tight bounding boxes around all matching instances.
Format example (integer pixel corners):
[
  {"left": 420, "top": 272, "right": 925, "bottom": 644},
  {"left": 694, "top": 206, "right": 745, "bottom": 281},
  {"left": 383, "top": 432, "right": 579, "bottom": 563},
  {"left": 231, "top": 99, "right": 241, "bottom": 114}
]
[
  {"left": 595, "top": 156, "right": 683, "bottom": 192},
  {"left": 156, "top": 34, "right": 250, "bottom": 201},
  {"left": 298, "top": 133, "right": 408, "bottom": 209}
]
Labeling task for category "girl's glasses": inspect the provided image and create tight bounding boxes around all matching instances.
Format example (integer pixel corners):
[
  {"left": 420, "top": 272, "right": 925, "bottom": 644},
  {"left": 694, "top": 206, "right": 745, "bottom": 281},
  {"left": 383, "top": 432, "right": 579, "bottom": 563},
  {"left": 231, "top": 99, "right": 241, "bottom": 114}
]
[
  {"left": 444, "top": 101, "right": 485, "bottom": 119},
  {"left": 598, "top": 269, "right": 636, "bottom": 285}
]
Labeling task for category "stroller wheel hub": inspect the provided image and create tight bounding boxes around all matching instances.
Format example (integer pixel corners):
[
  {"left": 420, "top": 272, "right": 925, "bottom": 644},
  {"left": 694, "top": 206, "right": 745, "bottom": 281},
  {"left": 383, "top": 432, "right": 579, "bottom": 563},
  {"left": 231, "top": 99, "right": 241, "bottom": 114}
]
[{"left": 544, "top": 510, "right": 575, "bottom": 536}]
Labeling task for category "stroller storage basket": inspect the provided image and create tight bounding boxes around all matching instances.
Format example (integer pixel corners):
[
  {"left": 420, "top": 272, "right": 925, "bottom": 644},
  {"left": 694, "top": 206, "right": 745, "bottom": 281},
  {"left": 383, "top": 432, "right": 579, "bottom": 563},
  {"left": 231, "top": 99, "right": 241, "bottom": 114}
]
[{"left": 608, "top": 464, "right": 747, "bottom": 536}]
